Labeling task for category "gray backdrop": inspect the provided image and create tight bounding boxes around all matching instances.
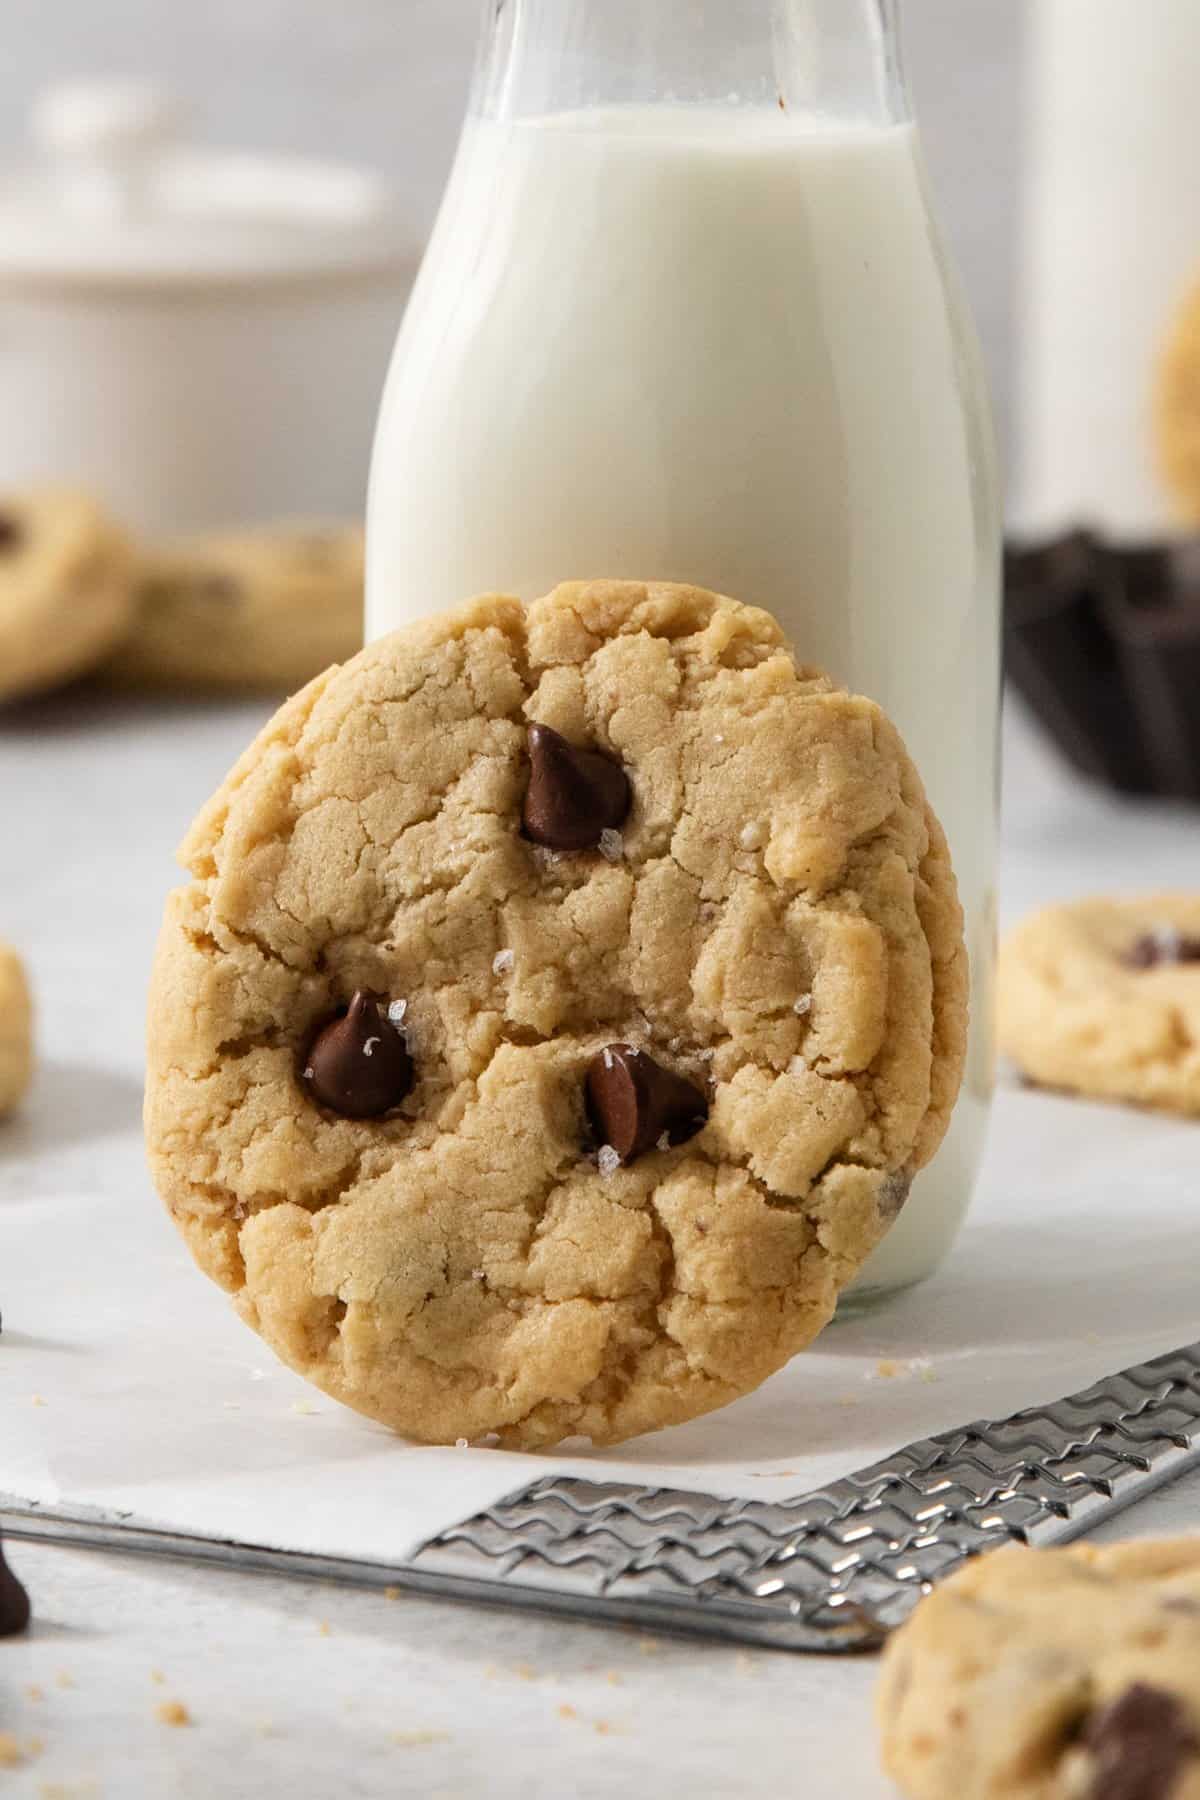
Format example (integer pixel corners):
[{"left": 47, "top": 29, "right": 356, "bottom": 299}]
[{"left": 0, "top": 0, "right": 1026, "bottom": 449}]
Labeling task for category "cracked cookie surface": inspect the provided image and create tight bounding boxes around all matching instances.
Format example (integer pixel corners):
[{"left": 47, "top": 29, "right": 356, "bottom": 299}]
[
  {"left": 0, "top": 490, "right": 134, "bottom": 703},
  {"left": 878, "top": 1538, "right": 1200, "bottom": 1800},
  {"left": 146, "top": 580, "right": 967, "bottom": 1448},
  {"left": 999, "top": 896, "right": 1200, "bottom": 1116},
  {"left": 0, "top": 943, "right": 32, "bottom": 1117}
]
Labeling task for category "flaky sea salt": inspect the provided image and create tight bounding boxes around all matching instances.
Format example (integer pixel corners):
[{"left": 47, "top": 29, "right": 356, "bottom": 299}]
[
  {"left": 597, "top": 1145, "right": 621, "bottom": 1178},
  {"left": 793, "top": 994, "right": 813, "bottom": 1017},
  {"left": 657, "top": 1132, "right": 672, "bottom": 1153},
  {"left": 387, "top": 999, "right": 408, "bottom": 1027},
  {"left": 598, "top": 828, "right": 624, "bottom": 863},
  {"left": 492, "top": 949, "right": 515, "bottom": 976},
  {"left": 603, "top": 1048, "right": 614, "bottom": 1069},
  {"left": 455, "top": 1438, "right": 469, "bottom": 1450},
  {"left": 789, "top": 1054, "right": 808, "bottom": 1075},
  {"left": 739, "top": 821, "right": 765, "bottom": 851},
  {"left": 697, "top": 1047, "right": 716, "bottom": 1063}
]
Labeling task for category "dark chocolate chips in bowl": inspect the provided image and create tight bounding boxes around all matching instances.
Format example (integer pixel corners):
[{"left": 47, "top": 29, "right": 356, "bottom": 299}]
[
  {"left": 586, "top": 1044, "right": 709, "bottom": 1167},
  {"left": 1081, "top": 1683, "right": 1199, "bottom": 1800},
  {"left": 0, "top": 1532, "right": 30, "bottom": 1638},
  {"left": 523, "top": 724, "right": 631, "bottom": 853},
  {"left": 302, "top": 991, "right": 414, "bottom": 1120}
]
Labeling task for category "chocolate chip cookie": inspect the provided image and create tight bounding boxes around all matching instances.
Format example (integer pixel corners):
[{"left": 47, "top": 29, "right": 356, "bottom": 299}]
[
  {"left": 0, "top": 490, "right": 135, "bottom": 703},
  {"left": 105, "top": 523, "right": 363, "bottom": 692},
  {"left": 146, "top": 580, "right": 967, "bottom": 1449},
  {"left": 878, "top": 1538, "right": 1200, "bottom": 1800},
  {"left": 999, "top": 896, "right": 1200, "bottom": 1114},
  {"left": 0, "top": 943, "right": 32, "bottom": 1118}
]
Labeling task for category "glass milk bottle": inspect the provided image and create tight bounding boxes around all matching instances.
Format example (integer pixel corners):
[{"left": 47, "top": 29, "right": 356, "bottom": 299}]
[{"left": 367, "top": 0, "right": 1001, "bottom": 1298}]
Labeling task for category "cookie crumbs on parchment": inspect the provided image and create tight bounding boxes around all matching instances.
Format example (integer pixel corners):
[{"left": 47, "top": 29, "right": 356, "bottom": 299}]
[
  {"left": 513, "top": 1664, "right": 538, "bottom": 1681},
  {"left": 558, "top": 1704, "right": 577, "bottom": 1721},
  {"left": 383, "top": 1587, "right": 401, "bottom": 1601},
  {"left": 874, "top": 1360, "right": 902, "bottom": 1380},
  {"left": 290, "top": 1401, "right": 319, "bottom": 1416},
  {"left": 155, "top": 1701, "right": 191, "bottom": 1728},
  {"left": 55, "top": 1672, "right": 74, "bottom": 1690},
  {"left": 637, "top": 1638, "right": 660, "bottom": 1656},
  {"left": 0, "top": 1736, "right": 24, "bottom": 1768},
  {"left": 31, "top": 1394, "right": 45, "bottom": 1407},
  {"left": 735, "top": 1651, "right": 758, "bottom": 1678},
  {"left": 390, "top": 1730, "right": 450, "bottom": 1748},
  {"left": 606, "top": 1671, "right": 623, "bottom": 1686},
  {"left": 150, "top": 1670, "right": 166, "bottom": 1685},
  {"left": 25, "top": 1685, "right": 44, "bottom": 1703},
  {"left": 597, "top": 1146, "right": 621, "bottom": 1179},
  {"left": 598, "top": 829, "right": 624, "bottom": 863},
  {"left": 492, "top": 949, "right": 515, "bottom": 976},
  {"left": 594, "top": 1720, "right": 617, "bottom": 1736},
  {"left": 318, "top": 1620, "right": 331, "bottom": 1637}
]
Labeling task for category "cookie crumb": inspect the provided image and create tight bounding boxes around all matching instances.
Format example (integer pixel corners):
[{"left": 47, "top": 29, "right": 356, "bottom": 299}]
[
  {"left": 0, "top": 1735, "right": 23, "bottom": 1769},
  {"left": 597, "top": 1145, "right": 621, "bottom": 1178},
  {"left": 390, "top": 1730, "right": 450, "bottom": 1748},
  {"left": 598, "top": 829, "right": 624, "bottom": 863},
  {"left": 637, "top": 1638, "right": 660, "bottom": 1656},
  {"left": 606, "top": 1671, "right": 623, "bottom": 1686},
  {"left": 25, "top": 1684, "right": 44, "bottom": 1702},
  {"left": 793, "top": 994, "right": 813, "bottom": 1016},
  {"left": 318, "top": 1620, "right": 331, "bottom": 1637},
  {"left": 55, "top": 1672, "right": 75, "bottom": 1690},
  {"left": 558, "top": 1704, "right": 577, "bottom": 1721},
  {"left": 492, "top": 949, "right": 514, "bottom": 976},
  {"left": 875, "top": 1360, "right": 902, "bottom": 1380},
  {"left": 513, "top": 1664, "right": 537, "bottom": 1681},
  {"left": 155, "top": 1701, "right": 191, "bottom": 1728},
  {"left": 150, "top": 1670, "right": 166, "bottom": 1685},
  {"left": 31, "top": 1393, "right": 46, "bottom": 1407},
  {"left": 290, "top": 1400, "right": 319, "bottom": 1416},
  {"left": 383, "top": 1586, "right": 401, "bottom": 1601}
]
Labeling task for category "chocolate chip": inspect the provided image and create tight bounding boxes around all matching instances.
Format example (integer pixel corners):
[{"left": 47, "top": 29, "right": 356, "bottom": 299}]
[
  {"left": 1126, "top": 929, "right": 1200, "bottom": 970},
  {"left": 0, "top": 513, "right": 22, "bottom": 555},
  {"left": 585, "top": 1045, "right": 708, "bottom": 1166},
  {"left": 0, "top": 1534, "right": 30, "bottom": 1638},
  {"left": 302, "top": 991, "right": 414, "bottom": 1119},
  {"left": 523, "top": 725, "right": 631, "bottom": 853},
  {"left": 1083, "top": 1683, "right": 1198, "bottom": 1800}
]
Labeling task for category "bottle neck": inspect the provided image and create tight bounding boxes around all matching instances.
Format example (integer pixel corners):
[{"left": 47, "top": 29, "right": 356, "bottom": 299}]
[{"left": 471, "top": 0, "right": 908, "bottom": 125}]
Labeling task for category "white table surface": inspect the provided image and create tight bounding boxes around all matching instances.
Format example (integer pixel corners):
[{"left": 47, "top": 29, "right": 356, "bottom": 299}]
[{"left": 2, "top": 686, "right": 1199, "bottom": 1799}]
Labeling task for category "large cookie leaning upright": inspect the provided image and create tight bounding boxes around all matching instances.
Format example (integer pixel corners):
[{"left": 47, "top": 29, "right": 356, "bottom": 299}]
[{"left": 146, "top": 581, "right": 967, "bottom": 1449}]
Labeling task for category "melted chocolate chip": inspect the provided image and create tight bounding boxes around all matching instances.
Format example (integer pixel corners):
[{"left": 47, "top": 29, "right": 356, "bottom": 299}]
[
  {"left": 523, "top": 725, "right": 631, "bottom": 853},
  {"left": 585, "top": 1045, "right": 708, "bottom": 1166},
  {"left": 0, "top": 1534, "right": 30, "bottom": 1638},
  {"left": 302, "top": 991, "right": 414, "bottom": 1119},
  {"left": 0, "top": 513, "right": 22, "bottom": 555},
  {"left": 1084, "top": 1683, "right": 1198, "bottom": 1800},
  {"left": 1126, "top": 929, "right": 1200, "bottom": 970}
]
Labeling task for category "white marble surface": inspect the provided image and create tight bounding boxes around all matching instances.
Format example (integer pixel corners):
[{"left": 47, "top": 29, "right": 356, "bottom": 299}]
[{"left": 2, "top": 688, "right": 1200, "bottom": 1797}]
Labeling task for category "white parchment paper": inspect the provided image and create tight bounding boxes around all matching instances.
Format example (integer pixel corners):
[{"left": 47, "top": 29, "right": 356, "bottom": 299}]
[{"left": 4, "top": 1080, "right": 1198, "bottom": 1565}]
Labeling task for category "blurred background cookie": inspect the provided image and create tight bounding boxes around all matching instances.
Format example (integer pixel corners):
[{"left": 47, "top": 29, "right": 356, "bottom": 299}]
[
  {"left": 103, "top": 523, "right": 365, "bottom": 693},
  {"left": 0, "top": 943, "right": 33, "bottom": 1118},
  {"left": 999, "top": 895, "right": 1200, "bottom": 1115},
  {"left": 0, "top": 490, "right": 135, "bottom": 704},
  {"left": 1159, "top": 276, "right": 1200, "bottom": 523}
]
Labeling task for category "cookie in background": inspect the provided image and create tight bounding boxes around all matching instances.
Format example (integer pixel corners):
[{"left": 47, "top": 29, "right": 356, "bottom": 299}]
[
  {"left": 0, "top": 942, "right": 33, "bottom": 1118},
  {"left": 999, "top": 896, "right": 1200, "bottom": 1115},
  {"left": 103, "top": 522, "right": 364, "bottom": 694},
  {"left": 0, "top": 489, "right": 135, "bottom": 704}
]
